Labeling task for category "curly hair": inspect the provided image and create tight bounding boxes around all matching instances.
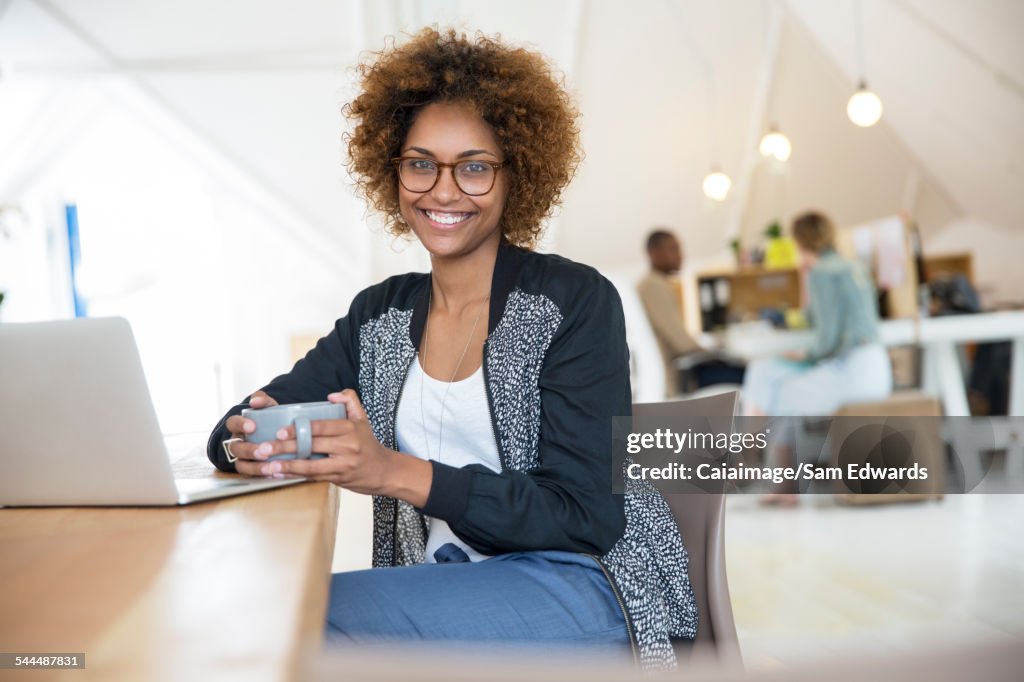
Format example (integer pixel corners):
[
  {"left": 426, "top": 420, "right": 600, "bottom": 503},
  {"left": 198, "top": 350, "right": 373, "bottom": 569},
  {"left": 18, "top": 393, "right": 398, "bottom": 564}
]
[{"left": 344, "top": 28, "right": 582, "bottom": 249}]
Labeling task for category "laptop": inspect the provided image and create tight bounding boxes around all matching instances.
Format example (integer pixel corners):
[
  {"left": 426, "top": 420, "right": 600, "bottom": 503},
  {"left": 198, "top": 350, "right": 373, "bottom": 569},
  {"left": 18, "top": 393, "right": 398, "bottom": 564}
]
[{"left": 0, "top": 316, "right": 305, "bottom": 506}]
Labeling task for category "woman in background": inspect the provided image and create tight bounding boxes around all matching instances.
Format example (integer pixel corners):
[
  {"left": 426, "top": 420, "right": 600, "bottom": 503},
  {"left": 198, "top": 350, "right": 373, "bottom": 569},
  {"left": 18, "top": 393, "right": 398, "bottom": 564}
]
[
  {"left": 743, "top": 211, "right": 893, "bottom": 503},
  {"left": 743, "top": 210, "right": 892, "bottom": 417}
]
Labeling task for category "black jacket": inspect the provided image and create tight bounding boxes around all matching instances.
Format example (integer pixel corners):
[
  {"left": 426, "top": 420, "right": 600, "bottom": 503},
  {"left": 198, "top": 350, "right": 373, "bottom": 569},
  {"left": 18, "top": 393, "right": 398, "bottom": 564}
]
[{"left": 207, "top": 242, "right": 696, "bottom": 669}]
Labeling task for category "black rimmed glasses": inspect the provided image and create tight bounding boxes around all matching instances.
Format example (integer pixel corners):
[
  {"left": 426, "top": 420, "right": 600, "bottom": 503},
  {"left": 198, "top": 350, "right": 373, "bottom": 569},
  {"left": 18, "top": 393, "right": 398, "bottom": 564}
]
[{"left": 391, "top": 157, "right": 507, "bottom": 196}]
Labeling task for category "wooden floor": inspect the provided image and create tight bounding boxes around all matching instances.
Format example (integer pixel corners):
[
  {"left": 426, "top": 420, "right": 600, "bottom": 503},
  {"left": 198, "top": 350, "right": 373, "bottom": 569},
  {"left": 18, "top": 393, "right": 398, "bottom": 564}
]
[{"left": 725, "top": 491, "right": 1024, "bottom": 670}]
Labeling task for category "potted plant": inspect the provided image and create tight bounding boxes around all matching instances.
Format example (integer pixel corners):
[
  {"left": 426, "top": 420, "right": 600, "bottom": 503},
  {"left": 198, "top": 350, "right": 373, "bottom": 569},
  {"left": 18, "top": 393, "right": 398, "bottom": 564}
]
[{"left": 763, "top": 219, "right": 799, "bottom": 270}]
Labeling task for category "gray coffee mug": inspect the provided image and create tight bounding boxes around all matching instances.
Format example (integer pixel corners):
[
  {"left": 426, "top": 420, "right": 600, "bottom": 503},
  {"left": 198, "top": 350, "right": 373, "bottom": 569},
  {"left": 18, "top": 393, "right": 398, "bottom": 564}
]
[{"left": 242, "top": 401, "right": 346, "bottom": 461}]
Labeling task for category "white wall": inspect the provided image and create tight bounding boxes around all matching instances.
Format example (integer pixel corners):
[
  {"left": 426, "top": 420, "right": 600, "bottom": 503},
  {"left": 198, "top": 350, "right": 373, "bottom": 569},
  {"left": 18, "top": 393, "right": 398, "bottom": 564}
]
[
  {"left": 556, "top": 0, "right": 766, "bottom": 274},
  {"left": 0, "top": 76, "right": 370, "bottom": 433}
]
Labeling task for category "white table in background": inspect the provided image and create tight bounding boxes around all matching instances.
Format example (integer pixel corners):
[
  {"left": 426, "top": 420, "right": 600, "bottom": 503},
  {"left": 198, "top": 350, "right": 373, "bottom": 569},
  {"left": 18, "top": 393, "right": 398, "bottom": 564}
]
[
  {"left": 720, "top": 310, "right": 1024, "bottom": 418},
  {"left": 720, "top": 311, "right": 1024, "bottom": 485}
]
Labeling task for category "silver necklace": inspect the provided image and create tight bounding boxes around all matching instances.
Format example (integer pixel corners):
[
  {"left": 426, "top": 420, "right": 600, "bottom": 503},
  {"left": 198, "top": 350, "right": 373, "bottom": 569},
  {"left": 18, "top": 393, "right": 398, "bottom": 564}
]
[{"left": 419, "top": 287, "right": 487, "bottom": 463}]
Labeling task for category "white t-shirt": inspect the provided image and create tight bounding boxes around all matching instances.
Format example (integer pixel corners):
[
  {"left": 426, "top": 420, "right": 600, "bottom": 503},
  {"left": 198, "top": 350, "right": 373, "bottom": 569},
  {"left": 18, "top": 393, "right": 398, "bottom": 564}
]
[{"left": 395, "top": 359, "right": 502, "bottom": 563}]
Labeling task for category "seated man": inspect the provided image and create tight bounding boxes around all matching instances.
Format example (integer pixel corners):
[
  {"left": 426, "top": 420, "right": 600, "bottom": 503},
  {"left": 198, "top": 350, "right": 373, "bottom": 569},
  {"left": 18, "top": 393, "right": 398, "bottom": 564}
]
[{"left": 637, "top": 229, "right": 745, "bottom": 396}]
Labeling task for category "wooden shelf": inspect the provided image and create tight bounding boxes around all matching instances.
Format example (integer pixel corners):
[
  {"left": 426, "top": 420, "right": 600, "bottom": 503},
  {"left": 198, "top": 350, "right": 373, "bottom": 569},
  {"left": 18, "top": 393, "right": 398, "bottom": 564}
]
[
  {"left": 924, "top": 252, "right": 974, "bottom": 284},
  {"left": 696, "top": 267, "right": 800, "bottom": 330}
]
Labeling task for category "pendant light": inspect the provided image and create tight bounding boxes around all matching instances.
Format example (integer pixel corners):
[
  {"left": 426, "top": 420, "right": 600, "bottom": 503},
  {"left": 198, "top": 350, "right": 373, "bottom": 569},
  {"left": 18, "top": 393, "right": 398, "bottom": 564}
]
[
  {"left": 759, "top": 7, "right": 791, "bottom": 163},
  {"left": 847, "top": 81, "right": 883, "bottom": 127},
  {"left": 702, "top": 67, "right": 731, "bottom": 202},
  {"left": 759, "top": 126, "right": 792, "bottom": 162},
  {"left": 847, "top": 0, "right": 882, "bottom": 127},
  {"left": 666, "top": 0, "right": 732, "bottom": 202},
  {"left": 702, "top": 168, "right": 732, "bottom": 202}
]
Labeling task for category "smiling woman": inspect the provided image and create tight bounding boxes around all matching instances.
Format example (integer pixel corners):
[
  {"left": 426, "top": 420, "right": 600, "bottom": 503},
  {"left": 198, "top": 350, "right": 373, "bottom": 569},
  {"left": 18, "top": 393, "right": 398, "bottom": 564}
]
[
  {"left": 392, "top": 101, "right": 510, "bottom": 263},
  {"left": 206, "top": 27, "right": 697, "bottom": 671},
  {"left": 345, "top": 28, "right": 581, "bottom": 249}
]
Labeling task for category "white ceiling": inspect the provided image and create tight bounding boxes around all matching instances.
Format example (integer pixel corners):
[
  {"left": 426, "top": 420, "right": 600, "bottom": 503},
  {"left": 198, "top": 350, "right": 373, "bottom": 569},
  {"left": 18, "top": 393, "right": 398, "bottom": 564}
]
[
  {"left": 2, "top": 0, "right": 1022, "bottom": 271},
  {"left": 785, "top": 0, "right": 1024, "bottom": 231}
]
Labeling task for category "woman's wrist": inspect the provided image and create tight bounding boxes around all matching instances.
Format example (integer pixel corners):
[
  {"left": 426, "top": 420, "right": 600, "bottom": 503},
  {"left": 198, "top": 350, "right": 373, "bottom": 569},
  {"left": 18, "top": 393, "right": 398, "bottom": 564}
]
[{"left": 380, "top": 450, "right": 433, "bottom": 508}]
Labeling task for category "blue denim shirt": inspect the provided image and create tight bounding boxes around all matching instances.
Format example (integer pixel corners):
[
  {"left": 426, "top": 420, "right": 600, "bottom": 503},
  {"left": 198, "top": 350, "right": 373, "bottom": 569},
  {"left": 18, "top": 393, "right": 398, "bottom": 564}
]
[{"left": 806, "top": 249, "right": 881, "bottom": 362}]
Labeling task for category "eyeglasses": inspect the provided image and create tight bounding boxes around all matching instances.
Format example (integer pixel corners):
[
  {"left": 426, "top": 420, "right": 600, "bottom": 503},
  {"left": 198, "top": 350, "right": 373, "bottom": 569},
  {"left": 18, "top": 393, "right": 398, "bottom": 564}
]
[{"left": 391, "top": 157, "right": 507, "bottom": 196}]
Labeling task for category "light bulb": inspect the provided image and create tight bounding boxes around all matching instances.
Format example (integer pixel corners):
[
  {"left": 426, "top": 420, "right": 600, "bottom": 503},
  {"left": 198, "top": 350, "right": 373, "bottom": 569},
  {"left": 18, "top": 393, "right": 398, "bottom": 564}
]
[
  {"left": 702, "top": 170, "right": 732, "bottom": 202},
  {"left": 758, "top": 128, "right": 792, "bottom": 161},
  {"left": 847, "top": 84, "right": 883, "bottom": 127}
]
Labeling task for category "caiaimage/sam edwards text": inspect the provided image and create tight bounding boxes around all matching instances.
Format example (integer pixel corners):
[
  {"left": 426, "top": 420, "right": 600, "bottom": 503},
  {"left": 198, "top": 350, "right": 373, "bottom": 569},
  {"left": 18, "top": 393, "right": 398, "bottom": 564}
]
[{"left": 626, "top": 461, "right": 929, "bottom": 485}]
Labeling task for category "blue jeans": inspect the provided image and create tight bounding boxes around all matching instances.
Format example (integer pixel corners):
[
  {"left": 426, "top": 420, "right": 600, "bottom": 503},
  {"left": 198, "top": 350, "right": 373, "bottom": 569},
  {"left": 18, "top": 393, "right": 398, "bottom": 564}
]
[{"left": 324, "top": 550, "right": 630, "bottom": 653}]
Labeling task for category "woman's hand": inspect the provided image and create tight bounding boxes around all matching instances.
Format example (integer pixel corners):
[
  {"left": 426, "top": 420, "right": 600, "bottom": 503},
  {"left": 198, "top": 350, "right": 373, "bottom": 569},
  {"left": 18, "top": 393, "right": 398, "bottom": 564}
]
[
  {"left": 248, "top": 389, "right": 433, "bottom": 505},
  {"left": 224, "top": 391, "right": 279, "bottom": 472}
]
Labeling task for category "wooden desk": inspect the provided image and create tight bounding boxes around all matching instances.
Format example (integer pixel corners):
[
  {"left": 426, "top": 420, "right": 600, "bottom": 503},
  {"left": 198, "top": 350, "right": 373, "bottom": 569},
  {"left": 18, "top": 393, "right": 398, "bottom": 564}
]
[{"left": 0, "top": 447, "right": 339, "bottom": 681}]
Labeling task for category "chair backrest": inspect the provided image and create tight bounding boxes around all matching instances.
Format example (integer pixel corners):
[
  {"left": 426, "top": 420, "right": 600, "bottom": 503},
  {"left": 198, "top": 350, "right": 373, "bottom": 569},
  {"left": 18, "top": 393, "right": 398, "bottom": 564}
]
[{"left": 632, "top": 397, "right": 742, "bottom": 666}]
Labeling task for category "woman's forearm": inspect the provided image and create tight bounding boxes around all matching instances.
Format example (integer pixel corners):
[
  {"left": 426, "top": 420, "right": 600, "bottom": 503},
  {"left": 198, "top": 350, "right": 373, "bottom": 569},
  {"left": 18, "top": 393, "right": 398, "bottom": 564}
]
[{"left": 381, "top": 451, "right": 434, "bottom": 508}]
